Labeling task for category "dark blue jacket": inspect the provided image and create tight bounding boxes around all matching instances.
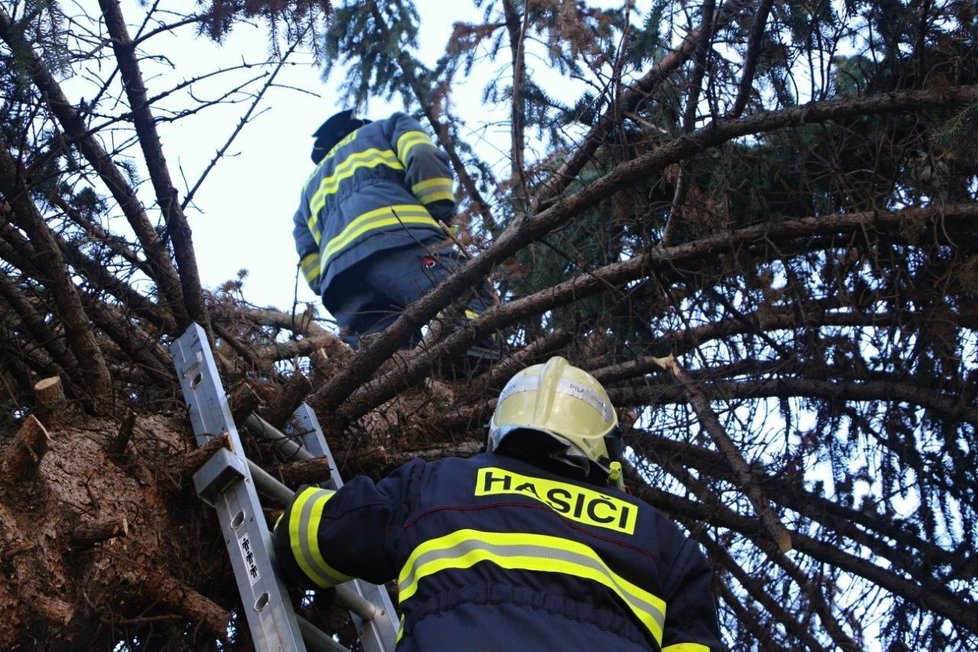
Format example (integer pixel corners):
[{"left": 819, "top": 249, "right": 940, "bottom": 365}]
[
  {"left": 292, "top": 112, "right": 454, "bottom": 297},
  {"left": 273, "top": 452, "right": 723, "bottom": 651}
]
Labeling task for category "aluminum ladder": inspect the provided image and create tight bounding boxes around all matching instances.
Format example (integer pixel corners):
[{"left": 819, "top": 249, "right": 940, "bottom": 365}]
[{"left": 171, "top": 323, "right": 399, "bottom": 652}]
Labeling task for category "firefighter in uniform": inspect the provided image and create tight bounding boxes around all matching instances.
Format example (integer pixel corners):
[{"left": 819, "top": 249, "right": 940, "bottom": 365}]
[
  {"left": 272, "top": 357, "right": 724, "bottom": 651},
  {"left": 292, "top": 109, "right": 493, "bottom": 350}
]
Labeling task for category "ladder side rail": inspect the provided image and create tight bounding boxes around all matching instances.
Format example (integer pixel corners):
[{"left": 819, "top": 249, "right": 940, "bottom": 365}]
[
  {"left": 242, "top": 408, "right": 401, "bottom": 650},
  {"left": 284, "top": 406, "right": 401, "bottom": 652},
  {"left": 171, "top": 324, "right": 310, "bottom": 652},
  {"left": 290, "top": 404, "right": 338, "bottom": 482}
]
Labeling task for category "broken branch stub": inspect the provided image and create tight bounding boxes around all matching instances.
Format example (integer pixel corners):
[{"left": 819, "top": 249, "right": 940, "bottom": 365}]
[
  {"left": 2, "top": 414, "right": 51, "bottom": 484},
  {"left": 69, "top": 515, "right": 129, "bottom": 548},
  {"left": 34, "top": 376, "right": 66, "bottom": 413},
  {"left": 106, "top": 409, "right": 137, "bottom": 458}
]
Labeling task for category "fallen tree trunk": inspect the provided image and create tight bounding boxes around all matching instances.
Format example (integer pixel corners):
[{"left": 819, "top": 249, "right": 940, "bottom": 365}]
[{"left": 0, "top": 411, "right": 234, "bottom": 649}]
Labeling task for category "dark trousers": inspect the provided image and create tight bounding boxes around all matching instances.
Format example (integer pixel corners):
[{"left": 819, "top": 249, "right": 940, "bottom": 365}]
[{"left": 323, "top": 243, "right": 493, "bottom": 350}]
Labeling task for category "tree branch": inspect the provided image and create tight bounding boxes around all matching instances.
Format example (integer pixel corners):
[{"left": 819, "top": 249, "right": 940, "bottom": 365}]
[
  {"left": 634, "top": 480, "right": 978, "bottom": 635},
  {"left": 97, "top": 0, "right": 210, "bottom": 336},
  {"left": 366, "top": 2, "right": 498, "bottom": 232},
  {"left": 323, "top": 202, "right": 978, "bottom": 420},
  {"left": 0, "top": 7, "right": 187, "bottom": 330},
  {"left": 652, "top": 353, "right": 793, "bottom": 552},
  {"left": 0, "top": 142, "right": 113, "bottom": 405},
  {"left": 533, "top": 0, "right": 755, "bottom": 210},
  {"left": 312, "top": 86, "right": 978, "bottom": 413}
]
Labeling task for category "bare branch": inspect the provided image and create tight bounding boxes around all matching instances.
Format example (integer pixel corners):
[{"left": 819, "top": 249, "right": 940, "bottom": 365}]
[
  {"left": 98, "top": 0, "right": 210, "bottom": 336},
  {"left": 652, "top": 352, "right": 793, "bottom": 552},
  {"left": 0, "top": 7, "right": 187, "bottom": 330}
]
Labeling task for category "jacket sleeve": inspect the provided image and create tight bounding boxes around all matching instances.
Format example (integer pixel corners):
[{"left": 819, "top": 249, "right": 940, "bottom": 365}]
[
  {"left": 272, "top": 459, "right": 422, "bottom": 589},
  {"left": 659, "top": 529, "right": 726, "bottom": 651},
  {"left": 389, "top": 113, "right": 455, "bottom": 222},
  {"left": 292, "top": 197, "right": 321, "bottom": 294}
]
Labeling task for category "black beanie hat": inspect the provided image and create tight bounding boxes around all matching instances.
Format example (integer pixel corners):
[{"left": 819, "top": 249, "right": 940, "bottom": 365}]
[{"left": 310, "top": 110, "right": 371, "bottom": 163}]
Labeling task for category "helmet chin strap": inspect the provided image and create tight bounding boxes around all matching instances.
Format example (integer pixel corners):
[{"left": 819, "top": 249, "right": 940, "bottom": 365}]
[{"left": 607, "top": 461, "right": 625, "bottom": 490}]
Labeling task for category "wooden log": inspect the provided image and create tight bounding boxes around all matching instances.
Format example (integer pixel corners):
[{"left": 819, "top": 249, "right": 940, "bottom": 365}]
[
  {"left": 309, "top": 347, "right": 330, "bottom": 383},
  {"left": 175, "top": 432, "right": 231, "bottom": 483},
  {"left": 34, "top": 376, "right": 66, "bottom": 412},
  {"left": 340, "top": 445, "right": 393, "bottom": 477},
  {"left": 228, "top": 380, "right": 262, "bottom": 426},
  {"left": 69, "top": 515, "right": 129, "bottom": 548},
  {"left": 276, "top": 457, "right": 334, "bottom": 486},
  {"left": 141, "top": 570, "right": 230, "bottom": 641},
  {"left": 2, "top": 415, "right": 50, "bottom": 484},
  {"left": 259, "top": 371, "right": 312, "bottom": 429},
  {"left": 32, "top": 594, "right": 74, "bottom": 627}
]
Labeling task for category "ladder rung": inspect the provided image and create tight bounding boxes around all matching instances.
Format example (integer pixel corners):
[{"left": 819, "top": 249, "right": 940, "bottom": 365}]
[
  {"left": 335, "top": 584, "right": 380, "bottom": 621},
  {"left": 247, "top": 458, "right": 296, "bottom": 505},
  {"left": 245, "top": 414, "right": 315, "bottom": 461},
  {"left": 297, "top": 615, "right": 349, "bottom": 652}
]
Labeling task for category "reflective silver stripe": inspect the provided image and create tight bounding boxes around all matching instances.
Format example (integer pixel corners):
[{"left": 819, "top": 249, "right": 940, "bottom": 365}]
[
  {"left": 300, "top": 253, "right": 320, "bottom": 284},
  {"left": 497, "top": 375, "right": 613, "bottom": 422},
  {"left": 397, "top": 529, "right": 665, "bottom": 643},
  {"left": 291, "top": 488, "right": 352, "bottom": 588}
]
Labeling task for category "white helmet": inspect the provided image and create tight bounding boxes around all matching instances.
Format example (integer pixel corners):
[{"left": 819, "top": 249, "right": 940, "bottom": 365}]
[{"left": 488, "top": 356, "right": 621, "bottom": 481}]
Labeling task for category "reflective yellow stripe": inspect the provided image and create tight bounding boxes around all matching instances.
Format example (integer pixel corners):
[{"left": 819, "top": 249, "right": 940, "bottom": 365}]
[
  {"left": 300, "top": 253, "right": 320, "bottom": 284},
  {"left": 331, "top": 130, "right": 359, "bottom": 156},
  {"left": 288, "top": 487, "right": 352, "bottom": 588},
  {"left": 306, "top": 211, "right": 321, "bottom": 245},
  {"left": 322, "top": 204, "right": 440, "bottom": 264},
  {"left": 396, "top": 130, "right": 435, "bottom": 161},
  {"left": 303, "top": 130, "right": 361, "bottom": 186},
  {"left": 412, "top": 177, "right": 454, "bottom": 204},
  {"left": 309, "top": 149, "right": 404, "bottom": 217},
  {"left": 662, "top": 644, "right": 711, "bottom": 652},
  {"left": 397, "top": 529, "right": 666, "bottom": 645},
  {"left": 464, "top": 309, "right": 479, "bottom": 320}
]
